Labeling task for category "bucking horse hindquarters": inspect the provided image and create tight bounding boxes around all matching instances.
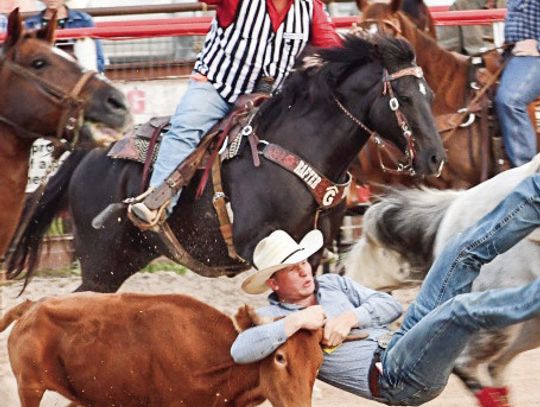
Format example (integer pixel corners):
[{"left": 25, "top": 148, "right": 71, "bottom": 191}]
[{"left": 7, "top": 35, "right": 445, "bottom": 293}]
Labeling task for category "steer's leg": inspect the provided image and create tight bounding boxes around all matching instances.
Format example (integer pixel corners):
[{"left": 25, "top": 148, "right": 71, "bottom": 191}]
[{"left": 18, "top": 387, "right": 44, "bottom": 407}]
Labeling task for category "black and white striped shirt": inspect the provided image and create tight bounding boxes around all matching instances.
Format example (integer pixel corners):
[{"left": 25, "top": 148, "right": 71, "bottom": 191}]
[{"left": 194, "top": 0, "right": 314, "bottom": 103}]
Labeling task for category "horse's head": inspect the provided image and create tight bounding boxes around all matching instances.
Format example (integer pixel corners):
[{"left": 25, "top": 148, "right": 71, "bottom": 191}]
[
  {"left": 0, "top": 9, "right": 131, "bottom": 147},
  {"left": 325, "top": 36, "right": 445, "bottom": 177},
  {"left": 357, "top": 0, "right": 436, "bottom": 39}
]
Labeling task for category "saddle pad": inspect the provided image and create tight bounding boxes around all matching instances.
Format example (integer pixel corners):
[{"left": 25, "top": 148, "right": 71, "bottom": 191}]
[
  {"left": 107, "top": 118, "right": 170, "bottom": 164},
  {"left": 107, "top": 132, "right": 161, "bottom": 164}
]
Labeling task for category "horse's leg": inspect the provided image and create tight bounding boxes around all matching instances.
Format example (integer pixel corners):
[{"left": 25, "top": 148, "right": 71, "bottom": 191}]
[
  {"left": 72, "top": 221, "right": 158, "bottom": 293},
  {"left": 454, "top": 327, "right": 522, "bottom": 407},
  {"left": 75, "top": 243, "right": 156, "bottom": 293},
  {"left": 486, "top": 318, "right": 540, "bottom": 387}
]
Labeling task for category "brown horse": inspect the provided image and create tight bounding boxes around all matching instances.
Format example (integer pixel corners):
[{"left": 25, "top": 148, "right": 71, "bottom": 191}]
[
  {"left": 0, "top": 9, "right": 131, "bottom": 256},
  {"left": 351, "top": 0, "right": 519, "bottom": 191},
  {"left": 356, "top": 0, "right": 437, "bottom": 39}
]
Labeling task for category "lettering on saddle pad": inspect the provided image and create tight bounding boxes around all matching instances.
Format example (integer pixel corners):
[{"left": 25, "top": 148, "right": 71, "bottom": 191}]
[{"left": 293, "top": 160, "right": 322, "bottom": 189}]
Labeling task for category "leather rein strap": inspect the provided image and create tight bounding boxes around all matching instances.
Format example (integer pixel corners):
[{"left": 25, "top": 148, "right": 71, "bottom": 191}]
[{"left": 0, "top": 57, "right": 96, "bottom": 142}]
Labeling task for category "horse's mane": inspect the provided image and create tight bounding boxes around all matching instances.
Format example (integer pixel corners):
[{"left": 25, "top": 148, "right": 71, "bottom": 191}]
[
  {"left": 256, "top": 35, "right": 415, "bottom": 133},
  {"left": 362, "top": 186, "right": 463, "bottom": 269}
]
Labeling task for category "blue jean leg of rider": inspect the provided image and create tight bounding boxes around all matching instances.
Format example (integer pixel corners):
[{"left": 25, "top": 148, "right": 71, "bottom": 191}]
[
  {"left": 496, "top": 55, "right": 540, "bottom": 167},
  {"left": 149, "top": 79, "right": 233, "bottom": 207},
  {"left": 379, "top": 281, "right": 540, "bottom": 405},
  {"left": 378, "top": 174, "right": 540, "bottom": 405}
]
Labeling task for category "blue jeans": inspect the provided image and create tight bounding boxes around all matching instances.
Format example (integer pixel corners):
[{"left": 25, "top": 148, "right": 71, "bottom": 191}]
[
  {"left": 378, "top": 174, "right": 540, "bottom": 405},
  {"left": 495, "top": 55, "right": 540, "bottom": 167},
  {"left": 149, "top": 79, "right": 233, "bottom": 205}
]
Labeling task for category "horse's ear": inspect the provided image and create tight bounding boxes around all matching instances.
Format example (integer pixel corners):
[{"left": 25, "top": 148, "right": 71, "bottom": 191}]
[
  {"left": 4, "top": 8, "right": 23, "bottom": 51},
  {"left": 36, "top": 11, "right": 57, "bottom": 44},
  {"left": 355, "top": 0, "right": 370, "bottom": 12},
  {"left": 390, "top": 0, "right": 403, "bottom": 13}
]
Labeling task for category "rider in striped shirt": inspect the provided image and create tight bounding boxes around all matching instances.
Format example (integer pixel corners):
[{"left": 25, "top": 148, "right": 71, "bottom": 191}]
[{"left": 129, "top": 0, "right": 342, "bottom": 227}]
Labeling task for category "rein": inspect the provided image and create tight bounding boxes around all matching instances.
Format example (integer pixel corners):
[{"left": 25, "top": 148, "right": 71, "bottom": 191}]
[
  {"left": 0, "top": 57, "right": 96, "bottom": 143},
  {"left": 334, "top": 65, "right": 424, "bottom": 176}
]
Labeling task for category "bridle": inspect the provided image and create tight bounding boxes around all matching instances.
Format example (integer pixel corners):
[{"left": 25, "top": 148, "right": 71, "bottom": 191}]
[
  {"left": 334, "top": 65, "right": 425, "bottom": 176},
  {"left": 0, "top": 55, "right": 96, "bottom": 143}
]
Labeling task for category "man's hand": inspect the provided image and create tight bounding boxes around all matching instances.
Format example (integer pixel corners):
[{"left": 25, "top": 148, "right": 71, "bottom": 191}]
[
  {"left": 284, "top": 305, "right": 326, "bottom": 337},
  {"left": 512, "top": 39, "right": 540, "bottom": 57},
  {"left": 323, "top": 310, "right": 359, "bottom": 347}
]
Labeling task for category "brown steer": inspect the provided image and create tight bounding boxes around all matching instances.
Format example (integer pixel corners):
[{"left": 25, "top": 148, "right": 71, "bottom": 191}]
[{"left": 0, "top": 293, "right": 323, "bottom": 407}]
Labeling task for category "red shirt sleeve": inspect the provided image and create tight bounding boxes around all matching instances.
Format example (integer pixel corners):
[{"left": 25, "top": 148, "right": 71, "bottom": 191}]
[
  {"left": 311, "top": 0, "right": 342, "bottom": 48},
  {"left": 202, "top": 0, "right": 238, "bottom": 28}
]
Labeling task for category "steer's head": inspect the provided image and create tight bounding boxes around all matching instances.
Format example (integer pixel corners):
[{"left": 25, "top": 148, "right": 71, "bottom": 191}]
[{"left": 234, "top": 305, "right": 324, "bottom": 407}]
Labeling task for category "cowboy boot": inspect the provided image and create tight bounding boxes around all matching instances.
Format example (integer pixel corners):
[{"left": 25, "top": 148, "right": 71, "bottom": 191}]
[{"left": 128, "top": 174, "right": 183, "bottom": 229}]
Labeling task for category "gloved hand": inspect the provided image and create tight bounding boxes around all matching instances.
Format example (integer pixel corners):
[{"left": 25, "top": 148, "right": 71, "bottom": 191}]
[{"left": 512, "top": 39, "right": 540, "bottom": 57}]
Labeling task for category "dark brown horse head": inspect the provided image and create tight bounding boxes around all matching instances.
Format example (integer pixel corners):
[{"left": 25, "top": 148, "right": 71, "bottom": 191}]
[
  {"left": 357, "top": 0, "right": 436, "bottom": 39},
  {"left": 1, "top": 8, "right": 132, "bottom": 147}
]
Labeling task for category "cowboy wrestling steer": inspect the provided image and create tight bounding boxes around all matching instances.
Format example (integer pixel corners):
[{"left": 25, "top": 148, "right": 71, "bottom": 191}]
[{"left": 0, "top": 293, "right": 323, "bottom": 407}]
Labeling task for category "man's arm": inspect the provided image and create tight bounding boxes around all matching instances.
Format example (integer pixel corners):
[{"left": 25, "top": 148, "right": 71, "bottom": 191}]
[
  {"left": 231, "top": 305, "right": 326, "bottom": 364},
  {"left": 311, "top": 0, "right": 342, "bottom": 48},
  {"left": 321, "top": 275, "right": 403, "bottom": 346},
  {"left": 338, "top": 275, "right": 403, "bottom": 327}
]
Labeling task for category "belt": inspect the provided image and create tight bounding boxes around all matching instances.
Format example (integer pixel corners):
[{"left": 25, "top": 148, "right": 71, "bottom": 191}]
[{"left": 368, "top": 349, "right": 383, "bottom": 398}]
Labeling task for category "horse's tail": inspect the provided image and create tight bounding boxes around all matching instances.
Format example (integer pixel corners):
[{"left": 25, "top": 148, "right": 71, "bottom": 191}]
[
  {"left": 5, "top": 150, "right": 89, "bottom": 291},
  {"left": 362, "top": 186, "right": 464, "bottom": 267},
  {"left": 0, "top": 299, "right": 35, "bottom": 332}
]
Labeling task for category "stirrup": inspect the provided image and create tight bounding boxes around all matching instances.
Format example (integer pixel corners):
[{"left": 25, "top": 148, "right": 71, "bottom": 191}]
[
  {"left": 127, "top": 201, "right": 169, "bottom": 231},
  {"left": 123, "top": 187, "right": 155, "bottom": 205},
  {"left": 124, "top": 188, "right": 169, "bottom": 231}
]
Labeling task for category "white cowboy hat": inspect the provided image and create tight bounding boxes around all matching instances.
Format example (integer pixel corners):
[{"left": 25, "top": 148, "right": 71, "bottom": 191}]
[{"left": 241, "top": 229, "right": 323, "bottom": 295}]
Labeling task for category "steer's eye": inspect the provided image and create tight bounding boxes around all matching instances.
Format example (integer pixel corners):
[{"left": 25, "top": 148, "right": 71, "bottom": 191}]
[
  {"left": 31, "top": 59, "right": 48, "bottom": 70},
  {"left": 274, "top": 352, "right": 287, "bottom": 366}
]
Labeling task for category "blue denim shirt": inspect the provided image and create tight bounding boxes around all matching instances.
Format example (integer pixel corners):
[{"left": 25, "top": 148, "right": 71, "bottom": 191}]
[
  {"left": 24, "top": 8, "right": 105, "bottom": 72},
  {"left": 230, "top": 274, "right": 403, "bottom": 399},
  {"left": 505, "top": 0, "right": 540, "bottom": 51}
]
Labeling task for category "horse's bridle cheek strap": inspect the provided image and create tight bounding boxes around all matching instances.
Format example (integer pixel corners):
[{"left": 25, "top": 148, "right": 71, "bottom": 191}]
[
  {"left": 56, "top": 70, "right": 96, "bottom": 140},
  {"left": 0, "top": 58, "right": 96, "bottom": 141}
]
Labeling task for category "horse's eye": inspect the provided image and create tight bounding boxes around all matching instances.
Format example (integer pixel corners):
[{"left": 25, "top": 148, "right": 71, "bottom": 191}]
[
  {"left": 31, "top": 59, "right": 48, "bottom": 70},
  {"left": 399, "top": 95, "right": 412, "bottom": 104}
]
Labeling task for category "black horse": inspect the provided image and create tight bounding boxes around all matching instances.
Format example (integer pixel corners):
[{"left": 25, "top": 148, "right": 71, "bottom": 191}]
[{"left": 8, "top": 36, "right": 445, "bottom": 292}]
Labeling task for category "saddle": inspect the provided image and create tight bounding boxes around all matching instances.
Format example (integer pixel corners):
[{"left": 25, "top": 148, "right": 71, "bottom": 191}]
[{"left": 108, "top": 93, "right": 270, "bottom": 194}]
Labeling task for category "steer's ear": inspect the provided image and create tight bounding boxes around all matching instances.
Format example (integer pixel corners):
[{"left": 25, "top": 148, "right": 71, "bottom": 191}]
[{"left": 233, "top": 304, "right": 277, "bottom": 332}]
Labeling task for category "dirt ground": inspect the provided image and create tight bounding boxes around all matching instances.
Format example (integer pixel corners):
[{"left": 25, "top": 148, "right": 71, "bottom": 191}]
[{"left": 1, "top": 270, "right": 539, "bottom": 406}]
